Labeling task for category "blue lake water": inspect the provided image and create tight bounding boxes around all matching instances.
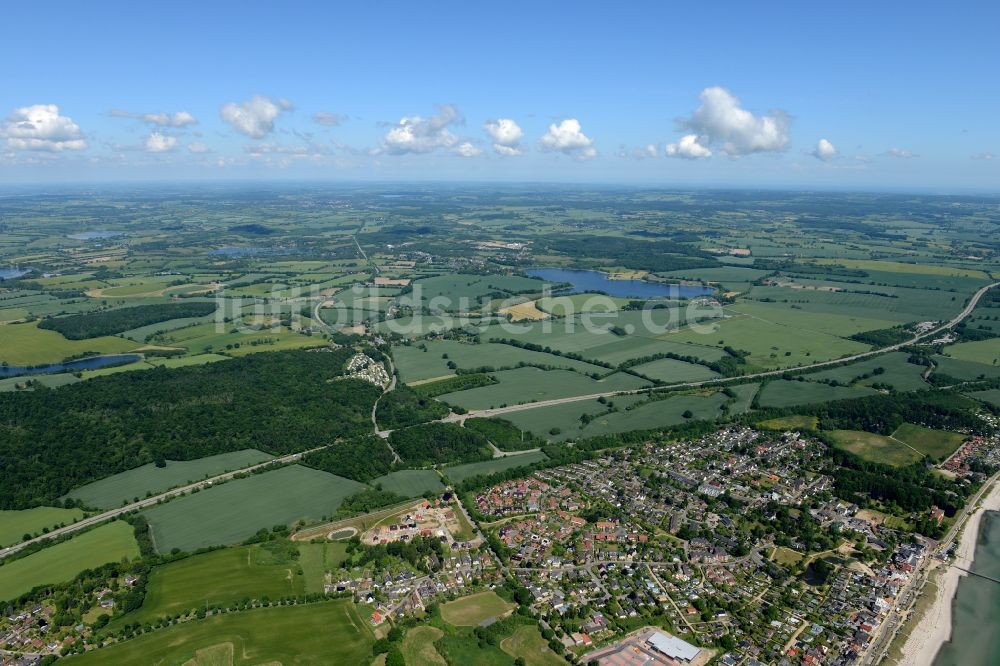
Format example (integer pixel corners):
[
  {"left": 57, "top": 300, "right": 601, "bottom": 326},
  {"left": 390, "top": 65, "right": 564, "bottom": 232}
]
[
  {"left": 525, "top": 268, "right": 714, "bottom": 299},
  {"left": 68, "top": 230, "right": 124, "bottom": 240},
  {"left": 209, "top": 246, "right": 296, "bottom": 257},
  {"left": 0, "top": 354, "right": 142, "bottom": 379},
  {"left": 0, "top": 268, "right": 29, "bottom": 280}
]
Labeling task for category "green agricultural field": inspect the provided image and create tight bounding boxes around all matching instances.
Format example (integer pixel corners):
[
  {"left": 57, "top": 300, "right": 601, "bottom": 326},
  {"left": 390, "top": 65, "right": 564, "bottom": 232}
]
[
  {"left": 370, "top": 470, "right": 445, "bottom": 497},
  {"left": 66, "top": 449, "right": 273, "bottom": 509},
  {"left": 968, "top": 389, "right": 1000, "bottom": 409},
  {"left": 726, "top": 300, "right": 898, "bottom": 337},
  {"left": 443, "top": 452, "right": 549, "bottom": 483},
  {"left": 0, "top": 506, "right": 84, "bottom": 547},
  {"left": 392, "top": 339, "right": 607, "bottom": 383},
  {"left": 440, "top": 590, "right": 516, "bottom": 626},
  {"left": 891, "top": 423, "right": 966, "bottom": 460},
  {"left": 826, "top": 430, "right": 924, "bottom": 467},
  {"left": 298, "top": 542, "right": 348, "bottom": 594},
  {"left": 114, "top": 543, "right": 305, "bottom": 626},
  {"left": 0, "top": 372, "right": 80, "bottom": 392},
  {"left": 67, "top": 599, "right": 373, "bottom": 665},
  {"left": 931, "top": 355, "right": 1000, "bottom": 380},
  {"left": 757, "top": 415, "right": 820, "bottom": 430},
  {"left": 807, "top": 352, "right": 929, "bottom": 392},
  {"left": 756, "top": 380, "right": 877, "bottom": 408},
  {"left": 154, "top": 321, "right": 321, "bottom": 356},
  {"left": 406, "top": 274, "right": 545, "bottom": 311},
  {"left": 437, "top": 367, "right": 648, "bottom": 411},
  {"left": 667, "top": 313, "right": 870, "bottom": 369},
  {"left": 0, "top": 321, "right": 136, "bottom": 366},
  {"left": 629, "top": 357, "right": 720, "bottom": 383},
  {"left": 809, "top": 258, "right": 990, "bottom": 279},
  {"left": 0, "top": 521, "right": 139, "bottom": 602},
  {"left": 501, "top": 624, "right": 566, "bottom": 666},
  {"left": 942, "top": 338, "right": 1000, "bottom": 366},
  {"left": 142, "top": 465, "right": 366, "bottom": 553}
]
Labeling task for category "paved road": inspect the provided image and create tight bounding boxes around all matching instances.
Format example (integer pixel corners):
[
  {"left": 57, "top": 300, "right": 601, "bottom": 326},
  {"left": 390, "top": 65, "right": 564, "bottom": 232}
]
[
  {"left": 0, "top": 446, "right": 328, "bottom": 561},
  {"left": 442, "top": 281, "right": 999, "bottom": 421}
]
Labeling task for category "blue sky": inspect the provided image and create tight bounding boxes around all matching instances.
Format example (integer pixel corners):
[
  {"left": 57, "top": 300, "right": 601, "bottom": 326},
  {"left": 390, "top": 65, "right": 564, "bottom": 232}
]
[{"left": 2, "top": 1, "right": 998, "bottom": 190}]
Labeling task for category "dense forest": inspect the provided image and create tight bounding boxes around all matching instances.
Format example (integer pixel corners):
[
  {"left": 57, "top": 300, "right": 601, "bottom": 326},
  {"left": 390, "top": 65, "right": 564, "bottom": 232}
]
[
  {"left": 389, "top": 423, "right": 493, "bottom": 466},
  {"left": 463, "top": 417, "right": 542, "bottom": 451},
  {"left": 301, "top": 435, "right": 396, "bottom": 482},
  {"left": 374, "top": 386, "right": 449, "bottom": 430},
  {"left": 38, "top": 301, "right": 217, "bottom": 339},
  {"left": 0, "top": 349, "right": 381, "bottom": 508}
]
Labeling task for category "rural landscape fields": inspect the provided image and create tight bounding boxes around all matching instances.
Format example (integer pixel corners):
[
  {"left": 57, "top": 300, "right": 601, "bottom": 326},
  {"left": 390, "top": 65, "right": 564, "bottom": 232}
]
[{"left": 0, "top": 186, "right": 999, "bottom": 664}]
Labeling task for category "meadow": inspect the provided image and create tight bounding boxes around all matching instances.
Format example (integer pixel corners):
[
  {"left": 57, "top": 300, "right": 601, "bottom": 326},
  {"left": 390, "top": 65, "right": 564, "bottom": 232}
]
[
  {"left": 0, "top": 320, "right": 136, "bottom": 366},
  {"left": 298, "top": 542, "right": 348, "bottom": 594},
  {"left": 443, "top": 452, "right": 549, "bottom": 483},
  {"left": 968, "top": 389, "right": 1000, "bottom": 409},
  {"left": 501, "top": 624, "right": 567, "bottom": 666},
  {"left": 66, "top": 449, "right": 273, "bottom": 509},
  {"left": 756, "top": 380, "right": 877, "bottom": 408},
  {"left": 0, "top": 506, "right": 84, "bottom": 547},
  {"left": 629, "top": 357, "right": 720, "bottom": 383},
  {"left": 806, "top": 352, "right": 929, "bottom": 392},
  {"left": 142, "top": 465, "right": 365, "bottom": 553},
  {"left": 826, "top": 430, "right": 924, "bottom": 467},
  {"left": 942, "top": 338, "right": 1000, "bottom": 366},
  {"left": 890, "top": 423, "right": 966, "bottom": 460},
  {"left": 113, "top": 543, "right": 306, "bottom": 626},
  {"left": 0, "top": 521, "right": 139, "bottom": 602},
  {"left": 931, "top": 355, "right": 1000, "bottom": 380},
  {"left": 402, "top": 625, "right": 447, "bottom": 666},
  {"left": 370, "top": 469, "right": 445, "bottom": 496},
  {"left": 67, "top": 599, "right": 373, "bottom": 665},
  {"left": 440, "top": 590, "right": 516, "bottom": 626}
]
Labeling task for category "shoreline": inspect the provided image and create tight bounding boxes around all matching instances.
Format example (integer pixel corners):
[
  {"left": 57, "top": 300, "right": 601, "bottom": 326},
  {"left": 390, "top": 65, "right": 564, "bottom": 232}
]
[{"left": 894, "top": 479, "right": 1000, "bottom": 666}]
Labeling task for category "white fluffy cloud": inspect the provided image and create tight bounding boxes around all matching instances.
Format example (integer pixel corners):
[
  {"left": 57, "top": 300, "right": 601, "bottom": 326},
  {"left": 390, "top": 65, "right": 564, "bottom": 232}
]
[
  {"left": 378, "top": 104, "right": 462, "bottom": 155},
  {"left": 678, "top": 87, "right": 790, "bottom": 157},
  {"left": 186, "top": 141, "right": 209, "bottom": 154},
  {"left": 453, "top": 142, "right": 483, "bottom": 158},
  {"left": 665, "top": 134, "right": 712, "bottom": 159},
  {"left": 219, "top": 96, "right": 291, "bottom": 139},
  {"left": 483, "top": 118, "right": 524, "bottom": 155},
  {"left": 538, "top": 119, "right": 597, "bottom": 160},
  {"left": 2, "top": 104, "right": 87, "bottom": 151},
  {"left": 633, "top": 144, "right": 659, "bottom": 159},
  {"left": 144, "top": 132, "right": 177, "bottom": 152},
  {"left": 111, "top": 109, "right": 197, "bottom": 127},
  {"left": 971, "top": 152, "right": 994, "bottom": 161},
  {"left": 313, "top": 111, "right": 347, "bottom": 126},
  {"left": 884, "top": 147, "right": 916, "bottom": 158},
  {"left": 811, "top": 138, "right": 838, "bottom": 161}
]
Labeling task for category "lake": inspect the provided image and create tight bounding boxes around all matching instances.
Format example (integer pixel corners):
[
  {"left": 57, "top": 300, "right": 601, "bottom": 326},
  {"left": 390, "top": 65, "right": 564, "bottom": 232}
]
[
  {"left": 209, "top": 246, "right": 297, "bottom": 257},
  {"left": 934, "top": 510, "right": 1000, "bottom": 666},
  {"left": 0, "top": 354, "right": 142, "bottom": 379},
  {"left": 525, "top": 268, "right": 714, "bottom": 299},
  {"left": 0, "top": 268, "right": 29, "bottom": 280}
]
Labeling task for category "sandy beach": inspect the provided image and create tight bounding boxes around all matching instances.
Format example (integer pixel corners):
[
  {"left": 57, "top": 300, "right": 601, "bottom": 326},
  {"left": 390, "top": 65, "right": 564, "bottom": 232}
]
[{"left": 895, "top": 479, "right": 1000, "bottom": 666}]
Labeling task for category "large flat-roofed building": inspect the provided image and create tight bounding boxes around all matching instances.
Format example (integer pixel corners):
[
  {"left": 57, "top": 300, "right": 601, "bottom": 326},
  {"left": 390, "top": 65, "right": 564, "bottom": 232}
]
[{"left": 647, "top": 631, "right": 701, "bottom": 663}]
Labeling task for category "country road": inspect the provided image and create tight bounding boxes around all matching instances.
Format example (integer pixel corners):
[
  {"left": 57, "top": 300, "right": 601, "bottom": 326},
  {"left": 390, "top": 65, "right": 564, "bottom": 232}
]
[
  {"left": 0, "top": 446, "right": 328, "bottom": 561},
  {"left": 442, "top": 281, "right": 999, "bottom": 421}
]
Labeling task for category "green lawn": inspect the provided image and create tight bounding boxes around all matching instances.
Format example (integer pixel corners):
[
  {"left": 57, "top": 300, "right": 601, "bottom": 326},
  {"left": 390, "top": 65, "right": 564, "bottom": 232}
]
[
  {"left": 440, "top": 591, "right": 516, "bottom": 626},
  {"left": 371, "top": 470, "right": 445, "bottom": 497},
  {"left": 443, "top": 452, "right": 548, "bottom": 483},
  {"left": 111, "top": 544, "right": 305, "bottom": 626},
  {"left": 0, "top": 506, "right": 84, "bottom": 547},
  {"left": 827, "top": 430, "right": 924, "bottom": 467},
  {"left": 66, "top": 449, "right": 273, "bottom": 509},
  {"left": 142, "top": 465, "right": 366, "bottom": 553},
  {"left": 0, "top": 521, "right": 139, "bottom": 602},
  {"left": 66, "top": 599, "right": 373, "bottom": 665},
  {"left": 891, "top": 423, "right": 966, "bottom": 460}
]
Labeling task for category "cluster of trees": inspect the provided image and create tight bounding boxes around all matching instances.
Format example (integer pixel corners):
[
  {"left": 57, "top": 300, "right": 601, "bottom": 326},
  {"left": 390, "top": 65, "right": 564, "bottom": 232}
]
[
  {"left": 535, "top": 235, "right": 717, "bottom": 273},
  {"left": 413, "top": 372, "right": 496, "bottom": 398},
  {"left": 0, "top": 349, "right": 381, "bottom": 508},
  {"left": 849, "top": 325, "right": 913, "bottom": 347},
  {"left": 336, "top": 487, "right": 407, "bottom": 516},
  {"left": 301, "top": 435, "right": 396, "bottom": 482},
  {"left": 345, "top": 533, "right": 444, "bottom": 573},
  {"left": 38, "top": 301, "right": 217, "bottom": 339},
  {"left": 375, "top": 386, "right": 449, "bottom": 430},
  {"left": 463, "top": 417, "right": 542, "bottom": 451},
  {"left": 389, "top": 423, "right": 493, "bottom": 466}
]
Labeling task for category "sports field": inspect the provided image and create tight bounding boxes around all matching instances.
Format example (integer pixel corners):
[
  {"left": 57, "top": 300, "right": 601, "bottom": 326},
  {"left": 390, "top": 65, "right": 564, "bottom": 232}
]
[
  {"left": 115, "top": 543, "right": 305, "bottom": 626},
  {"left": 826, "top": 430, "right": 924, "bottom": 467},
  {"left": 0, "top": 506, "right": 84, "bottom": 547},
  {"left": 371, "top": 469, "right": 445, "bottom": 496},
  {"left": 0, "top": 521, "right": 139, "bottom": 602},
  {"left": 142, "top": 465, "right": 366, "bottom": 553},
  {"left": 0, "top": 320, "right": 136, "bottom": 366},
  {"left": 440, "top": 591, "right": 516, "bottom": 626},
  {"left": 443, "top": 452, "right": 548, "bottom": 483},
  {"left": 66, "top": 449, "right": 273, "bottom": 509},
  {"left": 67, "top": 599, "right": 373, "bottom": 665}
]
